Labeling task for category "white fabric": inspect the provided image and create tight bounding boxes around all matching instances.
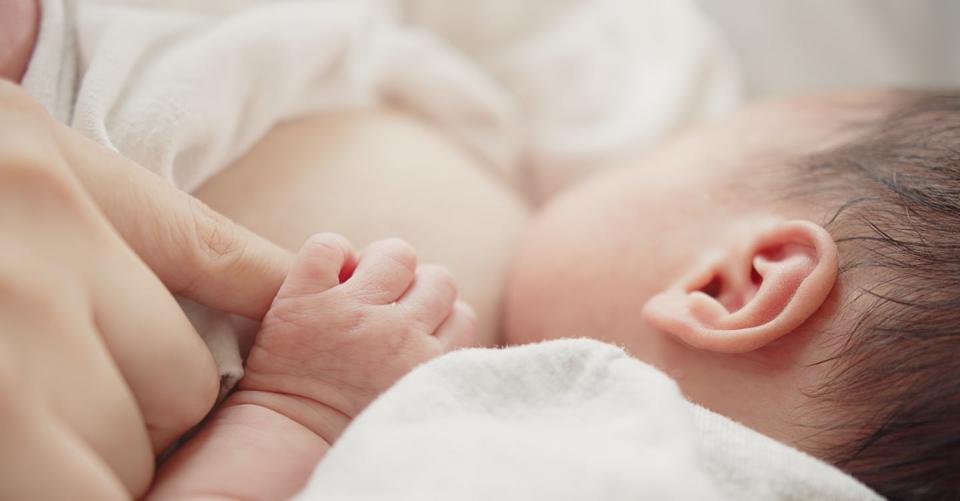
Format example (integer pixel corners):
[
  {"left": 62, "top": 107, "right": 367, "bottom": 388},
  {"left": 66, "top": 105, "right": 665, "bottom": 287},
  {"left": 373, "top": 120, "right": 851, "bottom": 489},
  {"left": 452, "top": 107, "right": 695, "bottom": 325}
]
[
  {"left": 295, "top": 339, "right": 880, "bottom": 500},
  {"left": 21, "top": 0, "right": 76, "bottom": 123},
  {"left": 24, "top": 0, "right": 740, "bottom": 196},
  {"left": 398, "top": 0, "right": 742, "bottom": 199}
]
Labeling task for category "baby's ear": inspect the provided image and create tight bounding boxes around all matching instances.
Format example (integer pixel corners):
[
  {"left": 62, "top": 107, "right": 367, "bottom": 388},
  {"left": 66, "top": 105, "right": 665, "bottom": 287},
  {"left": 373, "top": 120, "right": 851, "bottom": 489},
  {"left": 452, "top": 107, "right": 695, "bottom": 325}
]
[{"left": 641, "top": 220, "right": 838, "bottom": 353}]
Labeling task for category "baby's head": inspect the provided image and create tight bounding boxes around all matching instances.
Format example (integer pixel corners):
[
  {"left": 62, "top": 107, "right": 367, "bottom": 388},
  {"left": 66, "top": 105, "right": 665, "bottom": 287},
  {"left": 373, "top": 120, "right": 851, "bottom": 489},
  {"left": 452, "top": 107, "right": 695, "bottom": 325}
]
[{"left": 505, "top": 90, "right": 959, "bottom": 499}]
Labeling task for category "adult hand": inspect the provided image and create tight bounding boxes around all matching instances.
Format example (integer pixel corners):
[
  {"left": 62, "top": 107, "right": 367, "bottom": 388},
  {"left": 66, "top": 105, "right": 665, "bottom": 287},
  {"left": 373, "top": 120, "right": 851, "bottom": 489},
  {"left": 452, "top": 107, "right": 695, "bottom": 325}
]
[
  {"left": 28, "top": 94, "right": 292, "bottom": 319},
  {"left": 0, "top": 80, "right": 291, "bottom": 498}
]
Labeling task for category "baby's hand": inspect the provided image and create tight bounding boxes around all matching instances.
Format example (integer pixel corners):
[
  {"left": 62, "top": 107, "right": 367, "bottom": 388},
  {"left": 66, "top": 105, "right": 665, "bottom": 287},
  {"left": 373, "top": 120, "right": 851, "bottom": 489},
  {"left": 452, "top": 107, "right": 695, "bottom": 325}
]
[
  {"left": 147, "top": 234, "right": 475, "bottom": 499},
  {"left": 235, "top": 234, "right": 476, "bottom": 443}
]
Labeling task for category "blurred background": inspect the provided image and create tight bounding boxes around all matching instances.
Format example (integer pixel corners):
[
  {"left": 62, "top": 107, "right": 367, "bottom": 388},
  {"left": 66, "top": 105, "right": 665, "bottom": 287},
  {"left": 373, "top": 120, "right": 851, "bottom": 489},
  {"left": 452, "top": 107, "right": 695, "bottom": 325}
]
[
  {"left": 78, "top": 0, "right": 960, "bottom": 199},
  {"left": 694, "top": 0, "right": 960, "bottom": 96},
  {"left": 108, "top": 0, "right": 960, "bottom": 96}
]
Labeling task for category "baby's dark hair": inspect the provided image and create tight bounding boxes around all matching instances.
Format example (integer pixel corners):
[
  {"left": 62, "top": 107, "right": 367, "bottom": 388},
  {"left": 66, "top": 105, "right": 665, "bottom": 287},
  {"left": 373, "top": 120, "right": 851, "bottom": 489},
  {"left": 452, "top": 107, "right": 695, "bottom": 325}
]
[{"left": 793, "top": 91, "right": 960, "bottom": 500}]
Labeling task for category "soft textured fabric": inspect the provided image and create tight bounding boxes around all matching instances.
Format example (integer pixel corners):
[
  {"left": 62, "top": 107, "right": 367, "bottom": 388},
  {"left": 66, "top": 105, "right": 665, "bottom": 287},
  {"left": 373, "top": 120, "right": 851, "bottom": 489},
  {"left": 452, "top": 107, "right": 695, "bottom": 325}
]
[
  {"left": 296, "top": 339, "right": 881, "bottom": 501},
  {"left": 22, "top": 0, "right": 740, "bottom": 392},
  {"left": 24, "top": 0, "right": 740, "bottom": 196}
]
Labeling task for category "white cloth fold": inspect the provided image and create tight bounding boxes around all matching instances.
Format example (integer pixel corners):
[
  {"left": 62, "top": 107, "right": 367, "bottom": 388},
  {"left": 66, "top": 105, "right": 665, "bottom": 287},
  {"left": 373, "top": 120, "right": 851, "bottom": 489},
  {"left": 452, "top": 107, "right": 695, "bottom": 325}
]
[
  {"left": 296, "top": 339, "right": 881, "bottom": 501},
  {"left": 32, "top": 0, "right": 518, "bottom": 192},
  {"left": 25, "top": 0, "right": 739, "bottom": 195}
]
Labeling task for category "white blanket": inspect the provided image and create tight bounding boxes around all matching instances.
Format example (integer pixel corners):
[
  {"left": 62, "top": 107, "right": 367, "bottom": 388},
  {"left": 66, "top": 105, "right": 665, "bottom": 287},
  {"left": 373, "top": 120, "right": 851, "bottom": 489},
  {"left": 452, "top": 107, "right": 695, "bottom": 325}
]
[{"left": 297, "top": 339, "right": 880, "bottom": 500}]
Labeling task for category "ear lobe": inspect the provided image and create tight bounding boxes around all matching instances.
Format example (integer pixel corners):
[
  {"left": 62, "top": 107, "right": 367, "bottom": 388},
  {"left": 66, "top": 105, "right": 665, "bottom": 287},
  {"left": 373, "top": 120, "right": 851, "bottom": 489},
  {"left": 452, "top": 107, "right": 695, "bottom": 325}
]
[{"left": 641, "top": 220, "right": 838, "bottom": 354}]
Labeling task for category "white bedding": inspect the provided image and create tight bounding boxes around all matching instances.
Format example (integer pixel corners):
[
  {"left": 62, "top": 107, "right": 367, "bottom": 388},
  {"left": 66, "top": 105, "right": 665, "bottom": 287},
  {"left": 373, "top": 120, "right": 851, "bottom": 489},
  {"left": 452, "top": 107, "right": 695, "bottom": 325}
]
[{"left": 295, "top": 339, "right": 880, "bottom": 500}]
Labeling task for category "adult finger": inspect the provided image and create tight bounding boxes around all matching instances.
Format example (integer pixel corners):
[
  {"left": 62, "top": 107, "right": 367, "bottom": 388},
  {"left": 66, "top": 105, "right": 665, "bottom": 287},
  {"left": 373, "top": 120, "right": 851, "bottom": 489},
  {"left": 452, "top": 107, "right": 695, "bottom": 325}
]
[
  {"left": 0, "top": 238, "right": 155, "bottom": 497},
  {"left": 0, "top": 80, "right": 292, "bottom": 320},
  {"left": 0, "top": 159, "right": 218, "bottom": 456},
  {"left": 58, "top": 125, "right": 292, "bottom": 319},
  {"left": 0, "top": 365, "right": 131, "bottom": 501}
]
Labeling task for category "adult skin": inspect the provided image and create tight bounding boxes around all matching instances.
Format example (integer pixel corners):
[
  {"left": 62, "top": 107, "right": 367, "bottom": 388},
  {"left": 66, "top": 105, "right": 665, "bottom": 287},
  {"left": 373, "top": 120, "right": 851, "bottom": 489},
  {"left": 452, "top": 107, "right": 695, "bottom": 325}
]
[
  {"left": 194, "top": 111, "right": 531, "bottom": 347},
  {"left": 0, "top": 0, "right": 39, "bottom": 82},
  {"left": 0, "top": 80, "right": 291, "bottom": 499},
  {"left": 1, "top": 1, "right": 526, "bottom": 494}
]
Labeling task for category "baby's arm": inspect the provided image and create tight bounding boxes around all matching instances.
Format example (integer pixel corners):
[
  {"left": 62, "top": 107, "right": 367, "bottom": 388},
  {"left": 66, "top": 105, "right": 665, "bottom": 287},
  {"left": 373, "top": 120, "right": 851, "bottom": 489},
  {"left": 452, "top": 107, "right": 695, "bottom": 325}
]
[
  {"left": 147, "top": 398, "right": 329, "bottom": 500},
  {"left": 148, "top": 234, "right": 476, "bottom": 500}
]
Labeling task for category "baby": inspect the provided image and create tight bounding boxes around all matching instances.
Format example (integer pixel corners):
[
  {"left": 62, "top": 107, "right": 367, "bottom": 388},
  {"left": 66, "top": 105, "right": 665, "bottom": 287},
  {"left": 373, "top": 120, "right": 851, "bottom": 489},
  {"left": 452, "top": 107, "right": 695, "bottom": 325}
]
[
  {"left": 149, "top": 235, "right": 476, "bottom": 499},
  {"left": 504, "top": 89, "right": 960, "bottom": 500},
  {"left": 3, "top": 1, "right": 956, "bottom": 498},
  {"left": 149, "top": 89, "right": 959, "bottom": 500}
]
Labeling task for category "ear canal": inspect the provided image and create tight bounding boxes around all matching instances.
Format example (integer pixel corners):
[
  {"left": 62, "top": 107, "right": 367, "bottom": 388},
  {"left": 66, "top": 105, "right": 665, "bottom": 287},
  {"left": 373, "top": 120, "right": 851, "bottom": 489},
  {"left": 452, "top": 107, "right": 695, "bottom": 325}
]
[
  {"left": 695, "top": 261, "right": 765, "bottom": 315},
  {"left": 642, "top": 220, "right": 839, "bottom": 354}
]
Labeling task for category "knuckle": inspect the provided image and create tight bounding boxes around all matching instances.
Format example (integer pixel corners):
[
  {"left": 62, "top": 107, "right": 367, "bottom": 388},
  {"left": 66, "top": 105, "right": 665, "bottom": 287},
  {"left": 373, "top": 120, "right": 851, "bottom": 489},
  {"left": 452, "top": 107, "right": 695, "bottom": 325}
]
[
  {"left": 421, "top": 265, "right": 458, "bottom": 297},
  {"left": 0, "top": 79, "right": 49, "bottom": 118},
  {"left": 0, "top": 164, "right": 100, "bottom": 244},
  {"left": 302, "top": 233, "right": 347, "bottom": 262},
  {"left": 372, "top": 238, "right": 417, "bottom": 272},
  {"left": 176, "top": 196, "right": 247, "bottom": 293},
  {"left": 160, "top": 354, "right": 219, "bottom": 434},
  {"left": 188, "top": 197, "right": 245, "bottom": 262},
  {"left": 0, "top": 83, "right": 64, "bottom": 173},
  {"left": 0, "top": 158, "right": 82, "bottom": 209},
  {"left": 303, "top": 232, "right": 340, "bottom": 250},
  {"left": 461, "top": 305, "right": 479, "bottom": 335},
  {"left": 459, "top": 302, "right": 478, "bottom": 324},
  {"left": 0, "top": 256, "right": 76, "bottom": 318}
]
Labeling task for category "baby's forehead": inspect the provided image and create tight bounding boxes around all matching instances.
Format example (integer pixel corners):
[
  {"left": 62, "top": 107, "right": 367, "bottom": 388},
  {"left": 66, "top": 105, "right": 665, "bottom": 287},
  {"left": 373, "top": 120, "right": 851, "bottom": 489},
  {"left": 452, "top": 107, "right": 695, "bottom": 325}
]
[
  {"left": 743, "top": 89, "right": 900, "bottom": 118},
  {"left": 717, "top": 92, "right": 895, "bottom": 159}
]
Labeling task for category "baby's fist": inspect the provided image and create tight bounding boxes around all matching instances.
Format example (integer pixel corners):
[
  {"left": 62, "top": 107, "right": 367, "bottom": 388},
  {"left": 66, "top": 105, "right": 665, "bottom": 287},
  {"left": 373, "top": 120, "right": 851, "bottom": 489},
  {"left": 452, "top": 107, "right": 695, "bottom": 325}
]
[{"left": 238, "top": 234, "right": 476, "bottom": 440}]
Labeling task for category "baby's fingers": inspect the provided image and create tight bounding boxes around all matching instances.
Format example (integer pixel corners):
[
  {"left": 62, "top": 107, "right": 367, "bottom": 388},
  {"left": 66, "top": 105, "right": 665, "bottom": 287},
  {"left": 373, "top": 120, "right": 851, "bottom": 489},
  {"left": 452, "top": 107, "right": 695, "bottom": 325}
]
[
  {"left": 434, "top": 301, "right": 477, "bottom": 351},
  {"left": 397, "top": 264, "right": 458, "bottom": 333},
  {"left": 349, "top": 239, "right": 417, "bottom": 304},
  {"left": 278, "top": 233, "right": 356, "bottom": 297}
]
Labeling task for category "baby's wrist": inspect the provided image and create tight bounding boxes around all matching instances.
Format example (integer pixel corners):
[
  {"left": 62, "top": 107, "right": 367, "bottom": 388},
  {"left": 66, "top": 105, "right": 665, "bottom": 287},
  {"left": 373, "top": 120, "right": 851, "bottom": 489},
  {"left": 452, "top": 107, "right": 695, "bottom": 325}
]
[
  {"left": 149, "top": 397, "right": 331, "bottom": 500},
  {"left": 224, "top": 390, "right": 351, "bottom": 445}
]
